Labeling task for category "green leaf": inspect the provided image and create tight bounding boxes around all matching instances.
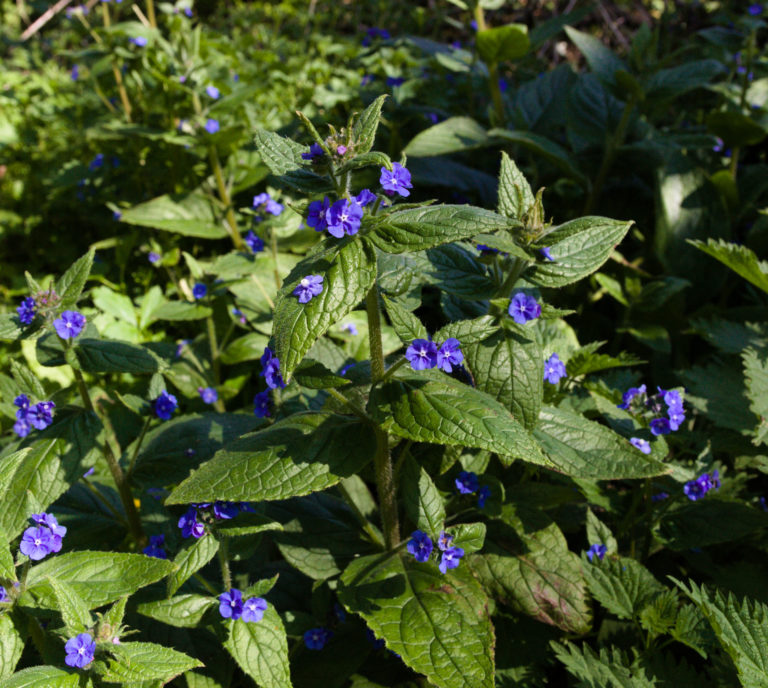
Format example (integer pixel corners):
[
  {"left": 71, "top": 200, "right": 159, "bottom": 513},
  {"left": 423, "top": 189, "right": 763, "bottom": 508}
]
[
  {"left": 100, "top": 642, "right": 202, "bottom": 684},
  {"left": 476, "top": 23, "right": 530, "bottom": 64},
  {"left": 48, "top": 577, "right": 93, "bottom": 634},
  {"left": 336, "top": 151, "right": 392, "bottom": 175},
  {"left": 403, "top": 117, "right": 491, "bottom": 157},
  {"left": 527, "top": 217, "right": 633, "bottom": 288},
  {"left": 586, "top": 509, "right": 617, "bottom": 555},
  {"left": 640, "top": 589, "right": 680, "bottom": 638},
  {"left": 273, "top": 238, "right": 377, "bottom": 380},
  {"left": 0, "top": 614, "right": 24, "bottom": 679},
  {"left": 401, "top": 456, "right": 445, "bottom": 539},
  {"left": 73, "top": 339, "right": 163, "bottom": 374},
  {"left": 56, "top": 248, "right": 94, "bottom": 310},
  {"left": 120, "top": 193, "right": 228, "bottom": 239},
  {"left": 566, "top": 342, "right": 643, "bottom": 377},
  {"left": 351, "top": 94, "right": 388, "bottom": 155},
  {"left": 462, "top": 326, "right": 543, "bottom": 430},
  {"left": 446, "top": 522, "right": 486, "bottom": 555},
  {"left": 644, "top": 59, "right": 726, "bottom": 100},
  {"left": 137, "top": 594, "right": 216, "bottom": 628},
  {"left": 167, "top": 535, "right": 220, "bottom": 597},
  {"left": 10, "top": 360, "right": 45, "bottom": 400},
  {"left": 92, "top": 286, "right": 137, "bottom": 326},
  {"left": 0, "top": 666, "right": 79, "bottom": 688},
  {"left": 468, "top": 507, "right": 591, "bottom": 634},
  {"left": 382, "top": 294, "right": 428, "bottom": 343},
  {"left": 214, "top": 513, "right": 283, "bottom": 537},
  {"left": 743, "top": 347, "right": 768, "bottom": 445},
  {"left": 565, "top": 26, "right": 627, "bottom": 84},
  {"left": 533, "top": 407, "right": 668, "bottom": 479},
  {"left": 220, "top": 332, "right": 271, "bottom": 364},
  {"left": 688, "top": 239, "right": 768, "bottom": 294},
  {"left": 582, "top": 555, "right": 664, "bottom": 620},
  {"left": 497, "top": 152, "right": 534, "bottom": 220},
  {"left": 368, "top": 372, "right": 547, "bottom": 467},
  {"left": 675, "top": 580, "right": 768, "bottom": 686},
  {"left": 426, "top": 244, "right": 493, "bottom": 300},
  {"left": 167, "top": 413, "right": 376, "bottom": 505},
  {"left": 253, "top": 129, "right": 306, "bottom": 175},
  {"left": 0, "top": 314, "right": 23, "bottom": 341},
  {"left": 370, "top": 205, "right": 517, "bottom": 254},
  {"left": 433, "top": 316, "right": 500, "bottom": 346},
  {"left": 339, "top": 553, "right": 495, "bottom": 688},
  {"left": 552, "top": 641, "right": 656, "bottom": 688},
  {"left": 707, "top": 111, "right": 767, "bottom": 147},
  {"left": 23, "top": 551, "right": 173, "bottom": 610},
  {"left": 292, "top": 359, "right": 351, "bottom": 389},
  {"left": 150, "top": 301, "right": 213, "bottom": 321},
  {"left": 0, "top": 525, "right": 16, "bottom": 581},
  {"left": 223, "top": 607, "right": 292, "bottom": 688}
]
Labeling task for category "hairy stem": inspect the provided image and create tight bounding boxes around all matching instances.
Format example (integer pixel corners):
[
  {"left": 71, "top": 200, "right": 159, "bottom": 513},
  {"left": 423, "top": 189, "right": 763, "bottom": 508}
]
[
  {"left": 208, "top": 146, "right": 245, "bottom": 250},
  {"left": 205, "top": 314, "right": 227, "bottom": 413},
  {"left": 218, "top": 538, "right": 232, "bottom": 590}
]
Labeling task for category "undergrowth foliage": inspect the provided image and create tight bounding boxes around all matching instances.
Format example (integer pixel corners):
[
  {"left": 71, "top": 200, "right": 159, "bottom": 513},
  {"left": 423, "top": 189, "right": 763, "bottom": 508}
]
[{"left": 1, "top": 1, "right": 768, "bottom": 687}]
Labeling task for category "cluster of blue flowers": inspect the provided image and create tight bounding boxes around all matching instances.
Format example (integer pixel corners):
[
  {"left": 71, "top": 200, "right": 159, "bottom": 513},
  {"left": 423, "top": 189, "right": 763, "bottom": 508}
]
[
  {"left": 253, "top": 191, "right": 284, "bottom": 218},
  {"left": 405, "top": 338, "right": 464, "bottom": 373},
  {"left": 13, "top": 394, "right": 55, "bottom": 438},
  {"left": 508, "top": 292, "right": 541, "bottom": 325},
  {"left": 219, "top": 589, "right": 268, "bottom": 622},
  {"left": 618, "top": 384, "right": 686, "bottom": 455},
  {"left": 304, "top": 627, "right": 333, "bottom": 650},
  {"left": 154, "top": 390, "right": 178, "bottom": 420},
  {"left": 260, "top": 347, "right": 285, "bottom": 390},
  {"left": 455, "top": 470, "right": 490, "bottom": 508},
  {"left": 20, "top": 513, "right": 66, "bottom": 561},
  {"left": 178, "top": 501, "right": 255, "bottom": 539},
  {"left": 407, "top": 529, "right": 465, "bottom": 574},
  {"left": 245, "top": 231, "right": 264, "bottom": 253},
  {"left": 684, "top": 471, "right": 720, "bottom": 501},
  {"left": 361, "top": 26, "right": 390, "bottom": 46},
  {"left": 293, "top": 275, "right": 324, "bottom": 303},
  {"left": 65, "top": 632, "right": 96, "bottom": 668},
  {"left": 543, "top": 353, "right": 566, "bottom": 385},
  {"left": 17, "top": 297, "right": 36, "bottom": 324}
]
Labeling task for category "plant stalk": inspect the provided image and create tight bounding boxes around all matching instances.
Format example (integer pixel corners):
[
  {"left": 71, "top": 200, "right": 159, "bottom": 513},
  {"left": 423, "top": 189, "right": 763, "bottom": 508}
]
[
  {"left": 101, "top": 3, "right": 132, "bottom": 121},
  {"left": 208, "top": 146, "right": 245, "bottom": 250},
  {"left": 205, "top": 314, "right": 227, "bottom": 413},
  {"left": 218, "top": 538, "right": 232, "bottom": 590},
  {"left": 145, "top": 0, "right": 156, "bottom": 27}
]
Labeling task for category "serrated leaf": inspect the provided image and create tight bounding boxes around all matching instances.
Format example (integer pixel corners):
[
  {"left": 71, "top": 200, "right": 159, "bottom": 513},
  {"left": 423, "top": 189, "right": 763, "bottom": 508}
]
[
  {"left": 382, "top": 294, "right": 427, "bottom": 343},
  {"left": 497, "top": 152, "right": 534, "bottom": 220},
  {"left": 254, "top": 129, "right": 306, "bottom": 175},
  {"left": 23, "top": 552, "right": 173, "bottom": 610},
  {"left": 369, "top": 205, "right": 517, "bottom": 254},
  {"left": 0, "top": 666, "right": 79, "bottom": 688},
  {"left": 56, "top": 248, "right": 94, "bottom": 310},
  {"left": 404, "top": 117, "right": 491, "bottom": 157},
  {"left": 743, "top": 347, "right": 768, "bottom": 445},
  {"left": 527, "top": 217, "right": 633, "bottom": 288},
  {"left": 671, "top": 603, "right": 715, "bottom": 658},
  {"left": 681, "top": 360, "right": 754, "bottom": 433},
  {"left": 120, "top": 193, "right": 228, "bottom": 239},
  {"left": 101, "top": 642, "right": 202, "bottom": 684},
  {"left": 689, "top": 239, "right": 768, "bottom": 294},
  {"left": 566, "top": 343, "right": 643, "bottom": 377},
  {"left": 336, "top": 151, "right": 392, "bottom": 175},
  {"left": 533, "top": 407, "right": 669, "bottom": 479},
  {"left": 352, "top": 95, "right": 388, "bottom": 155},
  {"left": 293, "top": 358, "right": 350, "bottom": 389},
  {"left": 582, "top": 555, "right": 664, "bottom": 620},
  {"left": 167, "top": 413, "right": 376, "bottom": 505},
  {"left": 224, "top": 606, "right": 291, "bottom": 688},
  {"left": 0, "top": 614, "right": 24, "bottom": 679},
  {"left": 73, "top": 339, "right": 163, "bottom": 374},
  {"left": 463, "top": 326, "right": 543, "bottom": 430},
  {"left": 368, "top": 372, "right": 547, "bottom": 468},
  {"left": 552, "top": 641, "right": 655, "bottom": 688},
  {"left": 640, "top": 589, "right": 680, "bottom": 638},
  {"left": 476, "top": 23, "right": 530, "bottom": 63},
  {"left": 401, "top": 456, "right": 445, "bottom": 539},
  {"left": 273, "top": 237, "right": 377, "bottom": 380},
  {"left": 48, "top": 577, "right": 92, "bottom": 633},
  {"left": 137, "top": 594, "right": 216, "bottom": 628},
  {"left": 167, "top": 535, "right": 220, "bottom": 597},
  {"left": 339, "top": 553, "right": 495, "bottom": 688}
]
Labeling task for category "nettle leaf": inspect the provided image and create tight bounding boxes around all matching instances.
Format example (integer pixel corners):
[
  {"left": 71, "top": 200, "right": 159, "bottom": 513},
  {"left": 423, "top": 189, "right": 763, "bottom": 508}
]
[
  {"left": 73, "top": 338, "right": 164, "bottom": 374},
  {"left": 743, "top": 347, "right": 768, "bottom": 445},
  {"left": 100, "top": 642, "right": 202, "bottom": 684},
  {"left": 0, "top": 666, "right": 80, "bottom": 688},
  {"left": 48, "top": 577, "right": 92, "bottom": 634},
  {"left": 533, "top": 406, "right": 668, "bottom": 479},
  {"left": 273, "top": 237, "right": 377, "bottom": 380},
  {"left": 369, "top": 205, "right": 517, "bottom": 254},
  {"left": 675, "top": 580, "right": 768, "bottom": 685},
  {"left": 254, "top": 128, "right": 306, "bottom": 174},
  {"left": 56, "top": 248, "right": 94, "bottom": 310},
  {"left": 468, "top": 506, "right": 591, "bottom": 634},
  {"left": 404, "top": 117, "right": 492, "bottom": 157},
  {"left": 368, "top": 372, "right": 547, "bottom": 467},
  {"left": 689, "top": 239, "right": 768, "bottom": 294},
  {"left": 167, "top": 413, "right": 376, "bottom": 505},
  {"left": 527, "top": 217, "right": 632, "bottom": 288},
  {"left": 137, "top": 594, "right": 216, "bottom": 628},
  {"left": 167, "top": 535, "right": 220, "bottom": 597},
  {"left": 463, "top": 326, "right": 543, "bottom": 430},
  {"left": 339, "top": 553, "right": 495, "bottom": 688},
  {"left": 552, "top": 641, "right": 655, "bottom": 688},
  {"left": 0, "top": 614, "right": 24, "bottom": 679},
  {"left": 352, "top": 94, "right": 388, "bottom": 155},
  {"left": 582, "top": 555, "right": 664, "bottom": 620},
  {"left": 24, "top": 552, "right": 173, "bottom": 609},
  {"left": 120, "top": 192, "right": 228, "bottom": 239},
  {"left": 566, "top": 342, "right": 643, "bottom": 377},
  {"left": 476, "top": 23, "right": 530, "bottom": 64},
  {"left": 401, "top": 456, "right": 445, "bottom": 539},
  {"left": 382, "top": 294, "right": 428, "bottom": 343},
  {"left": 497, "top": 152, "right": 534, "bottom": 220},
  {"left": 223, "top": 606, "right": 292, "bottom": 688}
]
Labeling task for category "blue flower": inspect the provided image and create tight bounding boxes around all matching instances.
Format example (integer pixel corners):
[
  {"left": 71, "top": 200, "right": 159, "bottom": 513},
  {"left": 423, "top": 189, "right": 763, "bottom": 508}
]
[
  {"left": 684, "top": 472, "right": 718, "bottom": 502},
  {"left": 293, "top": 275, "right": 324, "bottom": 303},
  {"left": 748, "top": 3, "right": 762, "bottom": 15},
  {"left": 539, "top": 247, "right": 554, "bottom": 261},
  {"left": 304, "top": 627, "right": 332, "bottom": 650},
  {"left": 71, "top": 64, "right": 79, "bottom": 81},
  {"left": 206, "top": 85, "right": 220, "bottom": 99},
  {"left": 130, "top": 36, "right": 148, "bottom": 46},
  {"left": 260, "top": 348, "right": 285, "bottom": 389},
  {"left": 586, "top": 543, "right": 607, "bottom": 562},
  {"left": 543, "top": 353, "right": 566, "bottom": 384},
  {"left": 53, "top": 310, "right": 86, "bottom": 339},
  {"left": 13, "top": 418, "right": 30, "bottom": 438},
  {"left": 253, "top": 192, "right": 284, "bottom": 216},
  {"left": 302, "top": 143, "right": 325, "bottom": 162},
  {"left": 213, "top": 501, "right": 239, "bottom": 520},
  {"left": 379, "top": 163, "right": 412, "bottom": 197},
  {"left": 253, "top": 390, "right": 271, "bottom": 417},
  {"left": 245, "top": 231, "right": 264, "bottom": 253},
  {"left": 178, "top": 507, "right": 205, "bottom": 538},
  {"left": 154, "top": 390, "right": 178, "bottom": 420},
  {"left": 0, "top": 586, "right": 7, "bottom": 603},
  {"left": 630, "top": 437, "right": 651, "bottom": 454},
  {"left": 650, "top": 418, "right": 671, "bottom": 436},
  {"left": 355, "top": 189, "right": 377, "bottom": 207},
  {"left": 307, "top": 197, "right": 331, "bottom": 232},
  {"left": 142, "top": 535, "right": 167, "bottom": 559},
  {"left": 508, "top": 292, "right": 541, "bottom": 324},
  {"left": 652, "top": 492, "right": 669, "bottom": 502},
  {"left": 477, "top": 485, "right": 491, "bottom": 508},
  {"left": 242, "top": 597, "right": 267, "bottom": 623},
  {"left": 386, "top": 76, "right": 405, "bottom": 88},
  {"left": 148, "top": 251, "right": 161, "bottom": 264},
  {"left": 20, "top": 526, "right": 55, "bottom": 560},
  {"left": 617, "top": 384, "right": 646, "bottom": 410},
  {"left": 437, "top": 531, "right": 453, "bottom": 551},
  {"left": 89, "top": 153, "right": 104, "bottom": 170},
  {"left": 17, "top": 297, "right": 36, "bottom": 325},
  {"left": 204, "top": 118, "right": 220, "bottom": 134},
  {"left": 439, "top": 546, "right": 464, "bottom": 574},
  {"left": 455, "top": 470, "right": 479, "bottom": 495},
  {"left": 436, "top": 338, "right": 463, "bottom": 373},
  {"left": 192, "top": 283, "right": 207, "bottom": 300},
  {"left": 198, "top": 387, "right": 218, "bottom": 405},
  {"left": 64, "top": 633, "right": 96, "bottom": 668},
  {"left": 28, "top": 401, "right": 55, "bottom": 430},
  {"left": 325, "top": 198, "right": 363, "bottom": 238},
  {"left": 405, "top": 339, "right": 438, "bottom": 371},
  {"left": 407, "top": 530, "right": 433, "bottom": 563},
  {"left": 342, "top": 323, "right": 358, "bottom": 335},
  {"left": 219, "top": 589, "right": 243, "bottom": 619}
]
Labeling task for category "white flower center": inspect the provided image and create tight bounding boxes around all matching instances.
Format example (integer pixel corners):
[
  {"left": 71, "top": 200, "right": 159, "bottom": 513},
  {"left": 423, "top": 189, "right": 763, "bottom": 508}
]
[{"left": 300, "top": 278, "right": 310, "bottom": 287}]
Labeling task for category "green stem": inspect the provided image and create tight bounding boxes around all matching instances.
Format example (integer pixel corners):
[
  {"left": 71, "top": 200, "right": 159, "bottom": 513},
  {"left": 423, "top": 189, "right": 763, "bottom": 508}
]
[
  {"left": 145, "top": 0, "right": 157, "bottom": 27},
  {"left": 72, "top": 366, "right": 146, "bottom": 548},
  {"left": 496, "top": 256, "right": 530, "bottom": 299},
  {"left": 126, "top": 416, "right": 152, "bottom": 478},
  {"left": 18, "top": 559, "right": 30, "bottom": 593},
  {"left": 378, "top": 356, "right": 407, "bottom": 384},
  {"left": 337, "top": 481, "right": 384, "bottom": 548},
  {"left": 81, "top": 476, "right": 129, "bottom": 527},
  {"left": 270, "top": 226, "right": 281, "bottom": 289},
  {"left": 366, "top": 287, "right": 385, "bottom": 383},
  {"left": 208, "top": 146, "right": 245, "bottom": 250},
  {"left": 101, "top": 3, "right": 132, "bottom": 121},
  {"left": 205, "top": 314, "right": 227, "bottom": 413},
  {"left": 193, "top": 572, "right": 219, "bottom": 596},
  {"left": 326, "top": 388, "right": 370, "bottom": 421},
  {"left": 218, "top": 538, "right": 232, "bottom": 590},
  {"left": 729, "top": 147, "right": 740, "bottom": 180}
]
